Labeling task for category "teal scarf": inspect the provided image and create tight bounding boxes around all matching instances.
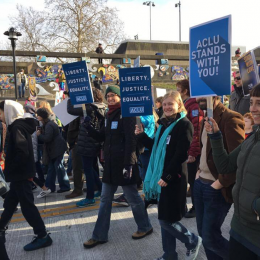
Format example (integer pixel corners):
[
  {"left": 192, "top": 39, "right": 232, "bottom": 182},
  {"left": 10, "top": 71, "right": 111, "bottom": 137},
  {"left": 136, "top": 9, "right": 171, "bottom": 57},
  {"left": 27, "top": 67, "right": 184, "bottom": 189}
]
[{"left": 143, "top": 111, "right": 186, "bottom": 201}]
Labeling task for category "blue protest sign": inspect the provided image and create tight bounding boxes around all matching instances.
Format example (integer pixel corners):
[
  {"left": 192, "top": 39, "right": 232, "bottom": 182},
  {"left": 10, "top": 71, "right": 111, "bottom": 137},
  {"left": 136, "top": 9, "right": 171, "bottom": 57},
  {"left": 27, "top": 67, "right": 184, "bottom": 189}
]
[
  {"left": 62, "top": 61, "right": 93, "bottom": 105},
  {"left": 119, "top": 67, "right": 153, "bottom": 117},
  {"left": 189, "top": 15, "right": 231, "bottom": 97},
  {"left": 134, "top": 56, "right": 140, "bottom": 68},
  {"left": 238, "top": 50, "right": 260, "bottom": 95}
]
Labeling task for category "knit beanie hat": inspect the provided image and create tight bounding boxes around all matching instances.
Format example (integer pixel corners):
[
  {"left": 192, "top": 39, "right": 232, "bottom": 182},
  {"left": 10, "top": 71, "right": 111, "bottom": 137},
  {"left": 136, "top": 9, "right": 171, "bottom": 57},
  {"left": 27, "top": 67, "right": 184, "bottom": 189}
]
[
  {"left": 37, "top": 107, "right": 49, "bottom": 119},
  {"left": 24, "top": 104, "right": 36, "bottom": 115},
  {"left": 105, "top": 85, "right": 121, "bottom": 98}
]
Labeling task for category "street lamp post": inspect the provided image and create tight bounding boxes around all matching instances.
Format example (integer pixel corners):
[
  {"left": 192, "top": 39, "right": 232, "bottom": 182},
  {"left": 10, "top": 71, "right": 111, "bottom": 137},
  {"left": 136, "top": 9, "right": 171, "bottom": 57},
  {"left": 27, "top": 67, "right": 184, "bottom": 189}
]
[
  {"left": 175, "top": 1, "right": 181, "bottom": 42},
  {"left": 4, "top": 27, "right": 22, "bottom": 101},
  {"left": 143, "top": 1, "right": 155, "bottom": 40}
]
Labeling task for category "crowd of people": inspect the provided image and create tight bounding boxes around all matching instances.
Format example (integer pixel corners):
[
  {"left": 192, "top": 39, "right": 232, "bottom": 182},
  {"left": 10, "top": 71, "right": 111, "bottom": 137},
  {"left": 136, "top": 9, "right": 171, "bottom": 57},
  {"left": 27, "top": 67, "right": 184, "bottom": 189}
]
[{"left": 0, "top": 73, "right": 260, "bottom": 260}]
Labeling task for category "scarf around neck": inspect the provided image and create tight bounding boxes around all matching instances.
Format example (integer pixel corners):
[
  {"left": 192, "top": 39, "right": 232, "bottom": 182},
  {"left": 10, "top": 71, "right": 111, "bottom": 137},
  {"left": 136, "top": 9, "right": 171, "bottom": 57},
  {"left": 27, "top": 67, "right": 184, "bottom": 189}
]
[
  {"left": 143, "top": 111, "right": 186, "bottom": 201},
  {"left": 107, "top": 102, "right": 121, "bottom": 115}
]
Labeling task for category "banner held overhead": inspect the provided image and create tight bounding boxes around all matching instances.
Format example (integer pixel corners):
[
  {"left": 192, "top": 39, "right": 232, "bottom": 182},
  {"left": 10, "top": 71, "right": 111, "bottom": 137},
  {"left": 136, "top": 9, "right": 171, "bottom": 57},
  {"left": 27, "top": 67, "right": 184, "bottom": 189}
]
[{"left": 189, "top": 15, "right": 232, "bottom": 97}]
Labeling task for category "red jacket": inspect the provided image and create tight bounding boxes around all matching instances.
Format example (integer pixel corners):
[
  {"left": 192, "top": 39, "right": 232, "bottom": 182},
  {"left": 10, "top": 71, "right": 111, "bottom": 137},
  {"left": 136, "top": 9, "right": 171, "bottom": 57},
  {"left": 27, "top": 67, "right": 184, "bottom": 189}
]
[{"left": 184, "top": 98, "right": 204, "bottom": 157}]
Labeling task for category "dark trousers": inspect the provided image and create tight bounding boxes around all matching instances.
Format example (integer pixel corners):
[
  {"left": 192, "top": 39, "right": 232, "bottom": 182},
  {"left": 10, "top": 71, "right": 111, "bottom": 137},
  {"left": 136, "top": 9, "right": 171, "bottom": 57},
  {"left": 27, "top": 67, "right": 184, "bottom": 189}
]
[
  {"left": 139, "top": 150, "right": 151, "bottom": 181},
  {"left": 194, "top": 179, "right": 231, "bottom": 260},
  {"left": 98, "top": 58, "right": 103, "bottom": 64},
  {"left": 187, "top": 155, "right": 200, "bottom": 208},
  {"left": 72, "top": 145, "right": 84, "bottom": 193},
  {"left": 81, "top": 156, "right": 102, "bottom": 199},
  {"left": 229, "top": 237, "right": 260, "bottom": 260},
  {"left": 35, "top": 161, "right": 45, "bottom": 183},
  {"left": 0, "top": 180, "right": 47, "bottom": 238},
  {"left": 159, "top": 219, "right": 198, "bottom": 260}
]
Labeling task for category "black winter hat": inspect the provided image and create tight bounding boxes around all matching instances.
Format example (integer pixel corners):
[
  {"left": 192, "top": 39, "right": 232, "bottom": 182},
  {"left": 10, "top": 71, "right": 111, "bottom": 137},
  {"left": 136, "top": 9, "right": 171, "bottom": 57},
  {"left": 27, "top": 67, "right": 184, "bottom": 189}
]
[{"left": 37, "top": 107, "right": 49, "bottom": 119}]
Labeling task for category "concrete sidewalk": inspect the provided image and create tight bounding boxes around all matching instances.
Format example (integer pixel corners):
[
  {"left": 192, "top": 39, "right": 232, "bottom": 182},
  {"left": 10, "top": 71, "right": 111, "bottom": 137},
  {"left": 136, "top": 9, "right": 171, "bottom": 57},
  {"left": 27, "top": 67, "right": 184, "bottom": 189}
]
[{"left": 0, "top": 185, "right": 233, "bottom": 260}]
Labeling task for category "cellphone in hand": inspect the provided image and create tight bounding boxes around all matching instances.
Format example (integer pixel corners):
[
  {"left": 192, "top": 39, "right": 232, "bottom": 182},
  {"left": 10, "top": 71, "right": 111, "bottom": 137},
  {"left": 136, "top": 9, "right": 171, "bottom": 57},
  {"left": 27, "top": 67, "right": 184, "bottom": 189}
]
[{"left": 36, "top": 126, "right": 42, "bottom": 132}]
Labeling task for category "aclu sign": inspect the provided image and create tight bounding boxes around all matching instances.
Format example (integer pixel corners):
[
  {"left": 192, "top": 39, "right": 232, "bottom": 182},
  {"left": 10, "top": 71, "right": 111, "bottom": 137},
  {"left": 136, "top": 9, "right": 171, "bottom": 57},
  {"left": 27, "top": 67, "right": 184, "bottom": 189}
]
[
  {"left": 129, "top": 107, "right": 144, "bottom": 114},
  {"left": 76, "top": 95, "right": 87, "bottom": 102}
]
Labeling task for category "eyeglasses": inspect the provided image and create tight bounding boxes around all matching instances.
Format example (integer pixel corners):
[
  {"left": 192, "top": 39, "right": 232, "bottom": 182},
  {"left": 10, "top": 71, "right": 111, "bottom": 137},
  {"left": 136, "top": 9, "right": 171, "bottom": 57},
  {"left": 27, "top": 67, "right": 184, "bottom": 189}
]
[
  {"left": 234, "top": 77, "right": 241, "bottom": 81},
  {"left": 107, "top": 94, "right": 117, "bottom": 98}
]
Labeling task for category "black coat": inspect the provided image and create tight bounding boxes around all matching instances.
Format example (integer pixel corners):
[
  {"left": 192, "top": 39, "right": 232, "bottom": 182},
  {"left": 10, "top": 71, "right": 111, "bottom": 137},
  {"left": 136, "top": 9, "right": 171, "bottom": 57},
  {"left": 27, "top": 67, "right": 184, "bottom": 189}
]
[
  {"left": 4, "top": 118, "right": 38, "bottom": 182},
  {"left": 88, "top": 108, "right": 138, "bottom": 186},
  {"left": 138, "top": 114, "right": 193, "bottom": 223},
  {"left": 67, "top": 117, "right": 80, "bottom": 150},
  {"left": 38, "top": 120, "right": 67, "bottom": 160},
  {"left": 67, "top": 99, "right": 106, "bottom": 157}
]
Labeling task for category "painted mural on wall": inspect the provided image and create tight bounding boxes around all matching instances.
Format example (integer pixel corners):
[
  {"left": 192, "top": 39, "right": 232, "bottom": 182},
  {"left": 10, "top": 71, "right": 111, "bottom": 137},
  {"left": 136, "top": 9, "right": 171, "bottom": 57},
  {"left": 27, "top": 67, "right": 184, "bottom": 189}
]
[{"left": 0, "top": 62, "right": 190, "bottom": 96}]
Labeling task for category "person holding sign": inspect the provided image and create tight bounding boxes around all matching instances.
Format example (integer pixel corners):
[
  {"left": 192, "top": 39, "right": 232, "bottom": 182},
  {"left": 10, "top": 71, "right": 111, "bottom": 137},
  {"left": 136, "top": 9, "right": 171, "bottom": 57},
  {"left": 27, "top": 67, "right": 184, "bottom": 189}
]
[
  {"left": 83, "top": 85, "right": 152, "bottom": 249},
  {"left": 194, "top": 96, "right": 244, "bottom": 260},
  {"left": 66, "top": 88, "right": 106, "bottom": 207},
  {"left": 204, "top": 83, "right": 260, "bottom": 259},
  {"left": 136, "top": 91, "right": 202, "bottom": 260}
]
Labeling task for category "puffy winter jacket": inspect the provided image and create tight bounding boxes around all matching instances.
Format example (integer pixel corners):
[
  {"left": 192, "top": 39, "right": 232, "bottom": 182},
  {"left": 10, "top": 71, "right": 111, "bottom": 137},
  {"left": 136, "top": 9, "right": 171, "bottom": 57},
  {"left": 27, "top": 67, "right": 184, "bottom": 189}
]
[
  {"left": 67, "top": 99, "right": 106, "bottom": 157},
  {"left": 184, "top": 98, "right": 204, "bottom": 157},
  {"left": 209, "top": 125, "right": 260, "bottom": 256}
]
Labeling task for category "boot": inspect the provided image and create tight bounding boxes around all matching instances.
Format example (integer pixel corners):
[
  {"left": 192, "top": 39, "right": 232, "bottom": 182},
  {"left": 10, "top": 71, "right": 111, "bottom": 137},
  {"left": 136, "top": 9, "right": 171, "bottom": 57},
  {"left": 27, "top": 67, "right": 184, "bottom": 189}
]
[{"left": 0, "top": 230, "right": 10, "bottom": 260}]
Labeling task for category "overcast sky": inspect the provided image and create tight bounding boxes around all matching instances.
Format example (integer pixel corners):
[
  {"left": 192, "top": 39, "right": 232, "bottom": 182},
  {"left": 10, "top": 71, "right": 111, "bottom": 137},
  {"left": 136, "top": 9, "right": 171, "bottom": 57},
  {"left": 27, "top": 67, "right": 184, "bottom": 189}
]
[{"left": 0, "top": 0, "right": 259, "bottom": 51}]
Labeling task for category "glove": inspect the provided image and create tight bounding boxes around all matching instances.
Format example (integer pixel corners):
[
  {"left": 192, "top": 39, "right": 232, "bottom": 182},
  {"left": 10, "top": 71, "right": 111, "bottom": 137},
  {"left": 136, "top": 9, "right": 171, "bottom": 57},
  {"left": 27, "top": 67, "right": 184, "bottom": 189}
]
[{"left": 123, "top": 165, "right": 133, "bottom": 180}]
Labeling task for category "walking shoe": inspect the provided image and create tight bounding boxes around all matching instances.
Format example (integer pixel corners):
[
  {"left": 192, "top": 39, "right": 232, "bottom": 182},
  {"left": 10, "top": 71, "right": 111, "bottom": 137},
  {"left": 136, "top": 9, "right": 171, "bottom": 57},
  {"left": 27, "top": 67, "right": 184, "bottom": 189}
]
[
  {"left": 185, "top": 207, "right": 196, "bottom": 218},
  {"left": 37, "top": 189, "right": 51, "bottom": 199},
  {"left": 112, "top": 194, "right": 129, "bottom": 207},
  {"left": 65, "top": 191, "right": 83, "bottom": 199},
  {"left": 94, "top": 191, "right": 101, "bottom": 200},
  {"left": 76, "top": 198, "right": 95, "bottom": 208},
  {"left": 57, "top": 189, "right": 71, "bottom": 193},
  {"left": 185, "top": 236, "right": 202, "bottom": 260},
  {"left": 83, "top": 238, "right": 107, "bottom": 249},
  {"left": 24, "top": 234, "right": 52, "bottom": 251},
  {"left": 132, "top": 228, "right": 153, "bottom": 240}
]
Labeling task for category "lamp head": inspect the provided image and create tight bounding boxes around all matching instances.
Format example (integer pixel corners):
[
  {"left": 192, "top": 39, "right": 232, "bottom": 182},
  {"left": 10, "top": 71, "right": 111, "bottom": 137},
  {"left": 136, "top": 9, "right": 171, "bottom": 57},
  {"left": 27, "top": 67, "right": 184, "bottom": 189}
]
[
  {"left": 3, "top": 27, "right": 22, "bottom": 40},
  {"left": 175, "top": 3, "right": 178, "bottom": 7}
]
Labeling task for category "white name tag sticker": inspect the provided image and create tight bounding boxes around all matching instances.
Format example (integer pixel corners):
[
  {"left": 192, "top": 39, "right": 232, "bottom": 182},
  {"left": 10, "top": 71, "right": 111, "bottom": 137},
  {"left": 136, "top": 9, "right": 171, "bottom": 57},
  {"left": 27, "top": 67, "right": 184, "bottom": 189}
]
[
  {"left": 111, "top": 121, "right": 118, "bottom": 129},
  {"left": 166, "top": 135, "right": 171, "bottom": 145}
]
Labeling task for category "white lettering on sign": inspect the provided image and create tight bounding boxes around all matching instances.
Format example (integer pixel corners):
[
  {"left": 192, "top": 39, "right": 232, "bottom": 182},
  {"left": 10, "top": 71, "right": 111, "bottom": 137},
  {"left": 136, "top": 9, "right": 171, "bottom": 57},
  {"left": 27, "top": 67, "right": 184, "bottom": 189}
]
[
  {"left": 122, "top": 86, "right": 148, "bottom": 92},
  {"left": 70, "top": 86, "right": 90, "bottom": 92},
  {"left": 120, "top": 75, "right": 149, "bottom": 82},
  {"left": 191, "top": 34, "right": 227, "bottom": 78},
  {"left": 76, "top": 96, "right": 87, "bottom": 102},
  {"left": 65, "top": 68, "right": 86, "bottom": 75},
  {"left": 122, "top": 96, "right": 150, "bottom": 102},
  {"left": 68, "top": 78, "right": 87, "bottom": 84},
  {"left": 129, "top": 107, "right": 144, "bottom": 114}
]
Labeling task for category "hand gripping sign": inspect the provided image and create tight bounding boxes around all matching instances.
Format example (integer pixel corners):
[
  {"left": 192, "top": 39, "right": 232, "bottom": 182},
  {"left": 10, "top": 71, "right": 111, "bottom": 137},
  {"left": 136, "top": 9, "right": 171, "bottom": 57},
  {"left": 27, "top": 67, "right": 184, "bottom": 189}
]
[{"left": 189, "top": 15, "right": 232, "bottom": 97}]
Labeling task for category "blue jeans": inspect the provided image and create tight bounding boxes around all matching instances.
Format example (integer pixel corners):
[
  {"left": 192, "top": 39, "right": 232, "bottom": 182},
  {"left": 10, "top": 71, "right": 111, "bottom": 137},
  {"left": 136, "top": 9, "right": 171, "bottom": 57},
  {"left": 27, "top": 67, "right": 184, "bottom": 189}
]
[
  {"left": 194, "top": 179, "right": 231, "bottom": 260},
  {"left": 45, "top": 154, "right": 70, "bottom": 192},
  {"left": 92, "top": 183, "right": 152, "bottom": 241},
  {"left": 139, "top": 150, "right": 151, "bottom": 181},
  {"left": 81, "top": 156, "right": 102, "bottom": 200},
  {"left": 159, "top": 220, "right": 198, "bottom": 260},
  {"left": 18, "top": 82, "right": 25, "bottom": 97}
]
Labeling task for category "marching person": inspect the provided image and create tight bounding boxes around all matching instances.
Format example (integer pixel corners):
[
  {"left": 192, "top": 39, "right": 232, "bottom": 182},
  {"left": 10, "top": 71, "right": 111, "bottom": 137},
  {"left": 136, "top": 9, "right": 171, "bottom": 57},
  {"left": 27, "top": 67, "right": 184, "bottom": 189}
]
[
  {"left": 83, "top": 85, "right": 152, "bottom": 248},
  {"left": 176, "top": 79, "right": 204, "bottom": 218},
  {"left": 0, "top": 100, "right": 52, "bottom": 258},
  {"left": 204, "top": 83, "right": 260, "bottom": 259},
  {"left": 36, "top": 107, "right": 70, "bottom": 195},
  {"left": 136, "top": 91, "right": 202, "bottom": 260},
  {"left": 194, "top": 96, "right": 244, "bottom": 260},
  {"left": 67, "top": 88, "right": 106, "bottom": 207}
]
